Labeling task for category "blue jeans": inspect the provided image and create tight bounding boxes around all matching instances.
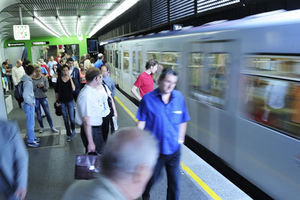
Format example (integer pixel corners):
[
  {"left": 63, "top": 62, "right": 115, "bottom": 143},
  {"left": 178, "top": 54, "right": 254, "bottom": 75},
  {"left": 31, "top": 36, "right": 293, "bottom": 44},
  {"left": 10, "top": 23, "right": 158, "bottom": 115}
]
[
  {"left": 22, "top": 103, "right": 35, "bottom": 143},
  {"left": 61, "top": 101, "right": 75, "bottom": 136},
  {"left": 35, "top": 98, "right": 54, "bottom": 129},
  {"left": 142, "top": 148, "right": 181, "bottom": 200}
]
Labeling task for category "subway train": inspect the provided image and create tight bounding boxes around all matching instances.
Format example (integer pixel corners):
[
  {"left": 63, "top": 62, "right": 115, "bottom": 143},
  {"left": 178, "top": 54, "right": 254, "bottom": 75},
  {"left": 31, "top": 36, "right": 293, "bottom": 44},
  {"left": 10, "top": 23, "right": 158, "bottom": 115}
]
[{"left": 104, "top": 9, "right": 300, "bottom": 199}]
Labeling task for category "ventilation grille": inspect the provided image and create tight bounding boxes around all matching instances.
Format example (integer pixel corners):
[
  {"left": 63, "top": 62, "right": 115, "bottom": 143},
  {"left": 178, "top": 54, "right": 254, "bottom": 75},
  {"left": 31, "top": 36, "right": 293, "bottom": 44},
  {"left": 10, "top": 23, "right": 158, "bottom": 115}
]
[
  {"left": 152, "top": 0, "right": 168, "bottom": 27},
  {"left": 170, "top": 0, "right": 195, "bottom": 21},
  {"left": 197, "top": 0, "right": 240, "bottom": 13}
]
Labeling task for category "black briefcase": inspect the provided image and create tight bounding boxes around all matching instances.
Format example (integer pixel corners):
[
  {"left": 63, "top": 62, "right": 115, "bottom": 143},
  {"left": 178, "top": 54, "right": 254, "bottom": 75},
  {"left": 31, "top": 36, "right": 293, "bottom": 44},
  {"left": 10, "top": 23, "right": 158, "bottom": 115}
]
[{"left": 74, "top": 153, "right": 101, "bottom": 180}]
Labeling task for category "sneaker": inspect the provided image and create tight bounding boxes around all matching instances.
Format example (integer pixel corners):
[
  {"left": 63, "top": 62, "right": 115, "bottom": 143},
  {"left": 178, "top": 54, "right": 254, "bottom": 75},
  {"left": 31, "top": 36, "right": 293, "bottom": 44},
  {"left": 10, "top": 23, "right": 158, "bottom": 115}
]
[
  {"left": 66, "top": 136, "right": 72, "bottom": 142},
  {"left": 34, "top": 137, "right": 41, "bottom": 143},
  {"left": 51, "top": 127, "right": 58, "bottom": 133},
  {"left": 39, "top": 128, "right": 44, "bottom": 133},
  {"left": 71, "top": 129, "right": 76, "bottom": 136},
  {"left": 27, "top": 141, "right": 40, "bottom": 148}
]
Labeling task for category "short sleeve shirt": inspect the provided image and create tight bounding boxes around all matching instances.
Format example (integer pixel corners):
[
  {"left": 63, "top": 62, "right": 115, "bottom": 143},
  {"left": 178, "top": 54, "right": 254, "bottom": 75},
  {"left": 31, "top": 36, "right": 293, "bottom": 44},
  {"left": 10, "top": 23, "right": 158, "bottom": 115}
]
[
  {"left": 75, "top": 85, "right": 110, "bottom": 126},
  {"left": 136, "top": 88, "right": 190, "bottom": 155},
  {"left": 134, "top": 72, "right": 153, "bottom": 97}
]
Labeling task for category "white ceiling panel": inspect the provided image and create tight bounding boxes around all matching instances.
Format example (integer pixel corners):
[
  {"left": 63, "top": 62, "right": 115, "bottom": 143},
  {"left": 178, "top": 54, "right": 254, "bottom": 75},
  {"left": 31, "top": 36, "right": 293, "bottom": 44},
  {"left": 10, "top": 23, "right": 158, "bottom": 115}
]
[{"left": 0, "top": 0, "right": 123, "bottom": 39}]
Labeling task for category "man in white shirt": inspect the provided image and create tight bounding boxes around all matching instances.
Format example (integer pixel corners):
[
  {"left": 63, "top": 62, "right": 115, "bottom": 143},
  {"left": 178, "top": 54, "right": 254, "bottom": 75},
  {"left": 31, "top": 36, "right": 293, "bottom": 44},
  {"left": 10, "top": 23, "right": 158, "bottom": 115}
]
[
  {"left": 75, "top": 67, "right": 110, "bottom": 153},
  {"left": 12, "top": 60, "right": 25, "bottom": 86},
  {"left": 47, "top": 56, "right": 57, "bottom": 71}
]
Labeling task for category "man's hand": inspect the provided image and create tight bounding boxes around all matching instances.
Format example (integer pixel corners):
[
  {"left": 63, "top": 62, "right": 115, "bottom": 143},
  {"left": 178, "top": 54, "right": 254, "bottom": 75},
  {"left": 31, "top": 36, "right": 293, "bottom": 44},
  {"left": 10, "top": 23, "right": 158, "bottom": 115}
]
[
  {"left": 15, "top": 188, "right": 27, "bottom": 200},
  {"left": 87, "top": 142, "right": 96, "bottom": 153}
]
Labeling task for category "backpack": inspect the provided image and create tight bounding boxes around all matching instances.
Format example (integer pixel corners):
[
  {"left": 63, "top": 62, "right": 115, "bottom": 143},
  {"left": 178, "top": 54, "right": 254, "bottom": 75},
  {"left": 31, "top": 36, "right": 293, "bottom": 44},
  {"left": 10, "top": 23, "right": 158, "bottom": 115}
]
[{"left": 14, "top": 81, "right": 24, "bottom": 103}]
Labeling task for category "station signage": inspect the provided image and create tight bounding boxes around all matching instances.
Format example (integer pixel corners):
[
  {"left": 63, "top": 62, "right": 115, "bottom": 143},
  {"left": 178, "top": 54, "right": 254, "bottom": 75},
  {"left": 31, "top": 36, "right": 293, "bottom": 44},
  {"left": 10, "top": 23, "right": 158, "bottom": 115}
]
[
  {"left": 7, "top": 43, "right": 25, "bottom": 47},
  {"left": 13, "top": 25, "right": 30, "bottom": 40},
  {"left": 32, "top": 41, "right": 50, "bottom": 45}
]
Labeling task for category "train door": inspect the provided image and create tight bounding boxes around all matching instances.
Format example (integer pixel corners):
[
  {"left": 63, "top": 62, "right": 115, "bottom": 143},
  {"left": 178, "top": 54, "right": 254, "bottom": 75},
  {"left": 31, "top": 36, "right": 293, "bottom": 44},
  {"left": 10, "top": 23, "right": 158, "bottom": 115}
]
[
  {"left": 122, "top": 49, "right": 131, "bottom": 94},
  {"left": 186, "top": 41, "right": 237, "bottom": 162},
  {"left": 130, "top": 47, "right": 140, "bottom": 97}
]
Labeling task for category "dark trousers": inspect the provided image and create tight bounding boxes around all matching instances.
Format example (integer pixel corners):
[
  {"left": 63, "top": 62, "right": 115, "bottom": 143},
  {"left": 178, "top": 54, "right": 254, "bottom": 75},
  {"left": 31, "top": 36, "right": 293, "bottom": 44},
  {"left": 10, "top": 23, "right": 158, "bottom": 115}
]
[
  {"left": 80, "top": 126, "right": 104, "bottom": 153},
  {"left": 102, "top": 114, "right": 114, "bottom": 142},
  {"left": 142, "top": 148, "right": 181, "bottom": 200}
]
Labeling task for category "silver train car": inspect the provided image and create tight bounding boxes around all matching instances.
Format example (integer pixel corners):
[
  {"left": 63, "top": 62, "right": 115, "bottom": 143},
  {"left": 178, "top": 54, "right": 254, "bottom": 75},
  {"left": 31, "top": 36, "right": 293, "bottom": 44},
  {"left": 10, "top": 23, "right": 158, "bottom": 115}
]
[{"left": 104, "top": 9, "right": 300, "bottom": 199}]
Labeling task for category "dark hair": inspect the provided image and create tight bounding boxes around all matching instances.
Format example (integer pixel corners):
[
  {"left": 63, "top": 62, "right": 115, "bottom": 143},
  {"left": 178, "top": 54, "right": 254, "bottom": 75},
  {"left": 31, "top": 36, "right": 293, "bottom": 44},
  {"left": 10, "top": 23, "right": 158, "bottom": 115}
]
[
  {"left": 67, "top": 58, "right": 74, "bottom": 63},
  {"left": 59, "top": 59, "right": 64, "bottom": 64},
  {"left": 158, "top": 68, "right": 178, "bottom": 83},
  {"left": 25, "top": 65, "right": 35, "bottom": 76},
  {"left": 2, "top": 61, "right": 7, "bottom": 66},
  {"left": 145, "top": 59, "right": 158, "bottom": 70},
  {"left": 62, "top": 64, "right": 69, "bottom": 70},
  {"left": 23, "top": 59, "right": 31, "bottom": 66},
  {"left": 86, "top": 67, "right": 100, "bottom": 82}
]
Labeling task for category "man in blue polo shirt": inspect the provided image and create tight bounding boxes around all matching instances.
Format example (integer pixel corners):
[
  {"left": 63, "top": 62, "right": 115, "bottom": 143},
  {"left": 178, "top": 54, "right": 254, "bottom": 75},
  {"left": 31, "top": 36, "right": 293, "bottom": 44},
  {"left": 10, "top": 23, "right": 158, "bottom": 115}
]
[{"left": 137, "top": 68, "right": 190, "bottom": 200}]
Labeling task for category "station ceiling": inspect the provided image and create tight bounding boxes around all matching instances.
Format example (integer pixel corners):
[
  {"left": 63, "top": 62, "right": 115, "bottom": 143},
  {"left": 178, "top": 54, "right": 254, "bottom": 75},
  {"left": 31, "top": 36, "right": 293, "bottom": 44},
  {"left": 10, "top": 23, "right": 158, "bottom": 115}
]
[{"left": 0, "top": 0, "right": 122, "bottom": 39}]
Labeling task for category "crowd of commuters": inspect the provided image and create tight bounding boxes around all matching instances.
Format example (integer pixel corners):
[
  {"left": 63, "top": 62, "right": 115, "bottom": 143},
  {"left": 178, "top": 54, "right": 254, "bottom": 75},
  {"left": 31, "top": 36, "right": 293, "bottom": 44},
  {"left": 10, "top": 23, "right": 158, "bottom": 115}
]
[{"left": 0, "top": 52, "right": 190, "bottom": 200}]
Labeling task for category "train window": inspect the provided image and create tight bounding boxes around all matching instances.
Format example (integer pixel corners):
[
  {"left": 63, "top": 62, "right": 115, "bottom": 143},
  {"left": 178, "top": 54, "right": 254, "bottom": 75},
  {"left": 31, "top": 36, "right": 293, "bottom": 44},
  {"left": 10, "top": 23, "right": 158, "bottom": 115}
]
[
  {"left": 243, "top": 55, "right": 300, "bottom": 80},
  {"left": 114, "top": 50, "right": 118, "bottom": 68},
  {"left": 123, "top": 51, "right": 129, "bottom": 73},
  {"left": 138, "top": 51, "right": 143, "bottom": 72},
  {"left": 110, "top": 50, "right": 113, "bottom": 64},
  {"left": 104, "top": 50, "right": 108, "bottom": 61},
  {"left": 160, "top": 52, "right": 180, "bottom": 70},
  {"left": 132, "top": 51, "right": 137, "bottom": 72},
  {"left": 147, "top": 51, "right": 160, "bottom": 61},
  {"left": 188, "top": 53, "right": 228, "bottom": 108},
  {"left": 241, "top": 76, "right": 300, "bottom": 139},
  {"left": 241, "top": 55, "right": 300, "bottom": 139}
]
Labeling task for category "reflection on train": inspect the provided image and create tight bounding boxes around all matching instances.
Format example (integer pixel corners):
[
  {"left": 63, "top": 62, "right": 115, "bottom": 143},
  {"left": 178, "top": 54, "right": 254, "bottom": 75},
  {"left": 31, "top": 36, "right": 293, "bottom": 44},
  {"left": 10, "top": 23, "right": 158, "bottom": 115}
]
[{"left": 104, "top": 9, "right": 300, "bottom": 199}]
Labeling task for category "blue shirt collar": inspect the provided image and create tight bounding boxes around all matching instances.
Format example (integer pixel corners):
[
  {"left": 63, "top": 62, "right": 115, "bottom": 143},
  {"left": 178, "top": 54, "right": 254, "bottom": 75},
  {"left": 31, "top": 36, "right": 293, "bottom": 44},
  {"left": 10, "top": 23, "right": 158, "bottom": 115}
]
[{"left": 153, "top": 88, "right": 176, "bottom": 102}]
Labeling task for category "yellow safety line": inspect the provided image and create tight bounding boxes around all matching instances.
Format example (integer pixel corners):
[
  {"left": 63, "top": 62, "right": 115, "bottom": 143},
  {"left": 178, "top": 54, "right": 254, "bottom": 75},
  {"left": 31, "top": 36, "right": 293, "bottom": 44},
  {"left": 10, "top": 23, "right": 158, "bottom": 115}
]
[
  {"left": 181, "top": 162, "right": 222, "bottom": 200},
  {"left": 114, "top": 95, "right": 222, "bottom": 200},
  {"left": 114, "top": 96, "right": 138, "bottom": 122}
]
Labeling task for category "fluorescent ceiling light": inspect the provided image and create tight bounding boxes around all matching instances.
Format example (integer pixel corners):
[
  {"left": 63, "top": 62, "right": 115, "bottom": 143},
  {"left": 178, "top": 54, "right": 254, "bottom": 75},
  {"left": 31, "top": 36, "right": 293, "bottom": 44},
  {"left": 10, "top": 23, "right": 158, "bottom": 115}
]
[
  {"left": 77, "top": 16, "right": 82, "bottom": 40},
  {"left": 88, "top": 0, "right": 140, "bottom": 37},
  {"left": 56, "top": 16, "right": 69, "bottom": 37},
  {"left": 33, "top": 16, "right": 60, "bottom": 38}
]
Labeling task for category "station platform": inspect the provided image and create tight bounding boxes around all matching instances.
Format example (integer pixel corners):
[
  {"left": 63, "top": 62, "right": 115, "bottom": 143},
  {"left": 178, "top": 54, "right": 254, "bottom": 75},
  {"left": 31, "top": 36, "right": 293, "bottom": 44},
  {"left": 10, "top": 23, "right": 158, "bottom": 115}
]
[{"left": 7, "top": 88, "right": 252, "bottom": 200}]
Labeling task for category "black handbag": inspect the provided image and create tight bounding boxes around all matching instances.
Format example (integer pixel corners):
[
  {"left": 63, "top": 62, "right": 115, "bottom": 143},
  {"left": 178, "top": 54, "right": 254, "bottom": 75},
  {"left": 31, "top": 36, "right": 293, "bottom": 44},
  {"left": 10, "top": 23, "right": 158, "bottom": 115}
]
[
  {"left": 74, "top": 152, "right": 101, "bottom": 180},
  {"left": 103, "top": 83, "right": 114, "bottom": 116},
  {"left": 54, "top": 101, "right": 62, "bottom": 116}
]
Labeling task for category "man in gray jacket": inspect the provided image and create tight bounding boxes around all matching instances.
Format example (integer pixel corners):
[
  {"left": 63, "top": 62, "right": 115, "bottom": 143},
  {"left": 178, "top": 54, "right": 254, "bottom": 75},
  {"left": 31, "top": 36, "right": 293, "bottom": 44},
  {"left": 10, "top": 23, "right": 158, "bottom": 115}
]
[
  {"left": 62, "top": 128, "right": 159, "bottom": 200},
  {"left": 21, "top": 65, "right": 40, "bottom": 147},
  {"left": 0, "top": 120, "right": 28, "bottom": 200}
]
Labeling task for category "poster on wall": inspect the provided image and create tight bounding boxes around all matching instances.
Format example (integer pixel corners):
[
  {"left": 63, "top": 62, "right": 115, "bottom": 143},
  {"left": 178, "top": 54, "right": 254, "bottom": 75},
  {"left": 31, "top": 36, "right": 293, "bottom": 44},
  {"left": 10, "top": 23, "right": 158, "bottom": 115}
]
[{"left": 13, "top": 25, "right": 30, "bottom": 40}]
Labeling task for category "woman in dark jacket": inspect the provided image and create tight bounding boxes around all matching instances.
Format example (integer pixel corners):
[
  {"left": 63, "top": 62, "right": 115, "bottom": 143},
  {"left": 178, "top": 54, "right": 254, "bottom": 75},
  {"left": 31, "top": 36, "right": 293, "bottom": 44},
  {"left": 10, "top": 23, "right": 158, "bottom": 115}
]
[{"left": 55, "top": 65, "right": 76, "bottom": 142}]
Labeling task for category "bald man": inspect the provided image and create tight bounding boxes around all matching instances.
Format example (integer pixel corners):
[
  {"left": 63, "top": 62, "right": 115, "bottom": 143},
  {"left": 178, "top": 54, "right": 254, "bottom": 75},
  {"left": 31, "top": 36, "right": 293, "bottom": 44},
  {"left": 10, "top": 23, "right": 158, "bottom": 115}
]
[{"left": 12, "top": 60, "right": 25, "bottom": 86}]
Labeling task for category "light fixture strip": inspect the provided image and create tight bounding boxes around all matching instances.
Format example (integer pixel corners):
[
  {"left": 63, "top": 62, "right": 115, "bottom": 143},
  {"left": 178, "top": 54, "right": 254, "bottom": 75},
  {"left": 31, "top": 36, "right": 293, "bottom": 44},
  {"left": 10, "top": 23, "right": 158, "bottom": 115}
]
[
  {"left": 77, "top": 16, "right": 81, "bottom": 37},
  {"left": 33, "top": 16, "right": 60, "bottom": 38},
  {"left": 57, "top": 16, "right": 69, "bottom": 37},
  {"left": 88, "top": 0, "right": 140, "bottom": 37}
]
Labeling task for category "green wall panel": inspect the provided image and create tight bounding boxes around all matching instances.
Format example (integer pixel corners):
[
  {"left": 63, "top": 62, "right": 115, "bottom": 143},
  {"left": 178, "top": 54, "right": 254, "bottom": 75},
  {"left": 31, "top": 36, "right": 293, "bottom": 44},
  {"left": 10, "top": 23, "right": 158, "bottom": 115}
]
[{"left": 4, "top": 35, "right": 88, "bottom": 63}]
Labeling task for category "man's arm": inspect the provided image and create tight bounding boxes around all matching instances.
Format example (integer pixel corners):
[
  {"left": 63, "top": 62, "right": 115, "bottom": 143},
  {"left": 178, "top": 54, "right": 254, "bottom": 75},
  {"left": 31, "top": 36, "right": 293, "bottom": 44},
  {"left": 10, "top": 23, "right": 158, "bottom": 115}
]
[
  {"left": 131, "top": 85, "right": 142, "bottom": 101},
  {"left": 12, "top": 68, "right": 17, "bottom": 86},
  {"left": 82, "top": 116, "right": 96, "bottom": 152},
  {"left": 178, "top": 122, "right": 187, "bottom": 144},
  {"left": 137, "top": 121, "right": 146, "bottom": 130},
  {"left": 12, "top": 122, "right": 28, "bottom": 200}
]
